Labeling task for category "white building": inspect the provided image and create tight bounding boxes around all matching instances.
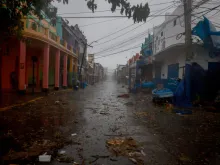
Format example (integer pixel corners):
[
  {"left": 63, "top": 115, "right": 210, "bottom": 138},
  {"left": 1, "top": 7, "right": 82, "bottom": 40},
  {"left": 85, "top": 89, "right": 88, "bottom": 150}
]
[{"left": 151, "top": 1, "right": 220, "bottom": 92}]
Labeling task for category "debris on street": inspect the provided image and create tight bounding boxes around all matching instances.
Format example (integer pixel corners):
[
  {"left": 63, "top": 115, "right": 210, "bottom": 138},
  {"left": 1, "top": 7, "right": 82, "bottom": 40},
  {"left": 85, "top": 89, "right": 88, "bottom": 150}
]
[
  {"left": 89, "top": 155, "right": 110, "bottom": 164},
  {"left": 117, "top": 94, "right": 130, "bottom": 98},
  {"left": 39, "top": 154, "right": 51, "bottom": 162},
  {"left": 71, "top": 133, "right": 77, "bottom": 137},
  {"left": 55, "top": 101, "right": 60, "bottom": 104},
  {"left": 106, "top": 137, "right": 144, "bottom": 164},
  {"left": 57, "top": 155, "right": 75, "bottom": 163},
  {"left": 134, "top": 112, "right": 148, "bottom": 117},
  {"left": 59, "top": 150, "right": 66, "bottom": 155}
]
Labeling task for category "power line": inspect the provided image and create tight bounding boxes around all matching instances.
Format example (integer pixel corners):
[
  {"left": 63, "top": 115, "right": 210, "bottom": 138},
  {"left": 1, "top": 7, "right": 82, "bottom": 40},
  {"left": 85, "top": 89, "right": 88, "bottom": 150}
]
[
  {"left": 58, "top": 6, "right": 177, "bottom": 16},
  {"left": 61, "top": 14, "right": 179, "bottom": 19},
  {"left": 95, "top": 44, "right": 141, "bottom": 59},
  {"left": 94, "top": 30, "right": 149, "bottom": 55},
  {"left": 93, "top": 23, "right": 146, "bottom": 46},
  {"left": 192, "top": 4, "right": 220, "bottom": 23},
  {"left": 91, "top": 4, "right": 176, "bottom": 43},
  {"left": 96, "top": 0, "right": 217, "bottom": 59},
  {"left": 93, "top": 4, "right": 176, "bottom": 47},
  {"left": 153, "top": 0, "right": 211, "bottom": 37},
  {"left": 79, "top": 18, "right": 122, "bottom": 28},
  {"left": 95, "top": 32, "right": 184, "bottom": 59},
  {"left": 93, "top": 24, "right": 135, "bottom": 42}
]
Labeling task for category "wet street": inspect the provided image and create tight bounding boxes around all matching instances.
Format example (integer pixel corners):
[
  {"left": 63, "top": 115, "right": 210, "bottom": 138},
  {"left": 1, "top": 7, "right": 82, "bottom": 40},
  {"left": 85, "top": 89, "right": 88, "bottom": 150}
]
[{"left": 1, "top": 76, "right": 220, "bottom": 165}]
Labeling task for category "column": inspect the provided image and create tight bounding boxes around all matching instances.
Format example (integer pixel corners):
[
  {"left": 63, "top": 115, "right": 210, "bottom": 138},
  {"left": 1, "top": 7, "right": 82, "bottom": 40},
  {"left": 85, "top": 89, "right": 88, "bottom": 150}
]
[
  {"left": 55, "top": 49, "right": 60, "bottom": 90},
  {"left": 18, "top": 41, "right": 26, "bottom": 93},
  {"left": 63, "top": 54, "right": 67, "bottom": 88},
  {"left": 36, "top": 60, "right": 40, "bottom": 88},
  {"left": 74, "top": 59, "right": 78, "bottom": 73},
  {"left": 43, "top": 44, "right": 49, "bottom": 92},
  {"left": 69, "top": 56, "right": 73, "bottom": 87}
]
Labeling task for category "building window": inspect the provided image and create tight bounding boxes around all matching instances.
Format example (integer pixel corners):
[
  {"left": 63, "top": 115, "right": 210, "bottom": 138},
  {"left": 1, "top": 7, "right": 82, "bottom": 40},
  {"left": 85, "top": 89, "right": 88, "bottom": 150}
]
[
  {"left": 174, "top": 19, "right": 177, "bottom": 26},
  {"left": 156, "top": 36, "right": 158, "bottom": 40},
  {"left": 161, "top": 31, "right": 163, "bottom": 36}
]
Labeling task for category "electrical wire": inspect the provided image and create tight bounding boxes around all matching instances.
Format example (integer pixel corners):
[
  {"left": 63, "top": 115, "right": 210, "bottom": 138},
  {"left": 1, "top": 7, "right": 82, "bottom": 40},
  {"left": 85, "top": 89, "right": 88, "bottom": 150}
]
[
  {"left": 153, "top": 0, "right": 211, "bottom": 37},
  {"left": 95, "top": 0, "right": 217, "bottom": 59},
  {"left": 93, "top": 4, "right": 176, "bottom": 47},
  {"left": 79, "top": 18, "right": 122, "bottom": 28},
  {"left": 95, "top": 32, "right": 184, "bottom": 59},
  {"left": 94, "top": 30, "right": 149, "bottom": 55},
  {"left": 93, "top": 22, "right": 146, "bottom": 46},
  {"left": 191, "top": 4, "right": 220, "bottom": 23},
  {"left": 58, "top": 7, "right": 176, "bottom": 16},
  {"left": 61, "top": 14, "right": 179, "bottom": 19},
  {"left": 91, "top": 4, "right": 176, "bottom": 44}
]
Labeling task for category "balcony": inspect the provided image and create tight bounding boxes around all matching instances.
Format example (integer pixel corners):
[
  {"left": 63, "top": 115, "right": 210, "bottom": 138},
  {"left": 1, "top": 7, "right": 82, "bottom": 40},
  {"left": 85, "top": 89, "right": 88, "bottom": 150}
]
[{"left": 22, "top": 18, "right": 77, "bottom": 58}]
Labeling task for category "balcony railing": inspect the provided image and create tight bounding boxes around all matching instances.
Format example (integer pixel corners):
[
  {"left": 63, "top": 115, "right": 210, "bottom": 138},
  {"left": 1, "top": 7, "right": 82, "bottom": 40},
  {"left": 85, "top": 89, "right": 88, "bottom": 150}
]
[
  {"left": 60, "top": 39, "right": 65, "bottom": 47},
  {"left": 49, "top": 31, "right": 57, "bottom": 42},
  {"left": 24, "top": 18, "right": 77, "bottom": 56},
  {"left": 67, "top": 44, "right": 72, "bottom": 51}
]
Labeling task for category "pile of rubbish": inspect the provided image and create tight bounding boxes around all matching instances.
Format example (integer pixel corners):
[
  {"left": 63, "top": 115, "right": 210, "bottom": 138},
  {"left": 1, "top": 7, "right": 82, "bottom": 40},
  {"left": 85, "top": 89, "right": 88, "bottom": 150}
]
[{"left": 106, "top": 137, "right": 146, "bottom": 164}]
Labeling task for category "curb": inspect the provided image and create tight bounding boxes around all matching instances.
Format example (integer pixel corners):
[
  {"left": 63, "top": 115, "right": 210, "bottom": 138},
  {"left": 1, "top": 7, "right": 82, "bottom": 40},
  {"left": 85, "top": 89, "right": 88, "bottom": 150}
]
[{"left": 0, "top": 88, "right": 74, "bottom": 112}]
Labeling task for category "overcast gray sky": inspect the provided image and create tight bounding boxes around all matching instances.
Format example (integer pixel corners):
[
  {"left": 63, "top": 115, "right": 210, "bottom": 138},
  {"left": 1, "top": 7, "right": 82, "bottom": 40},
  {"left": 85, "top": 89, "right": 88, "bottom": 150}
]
[{"left": 52, "top": 0, "right": 180, "bottom": 70}]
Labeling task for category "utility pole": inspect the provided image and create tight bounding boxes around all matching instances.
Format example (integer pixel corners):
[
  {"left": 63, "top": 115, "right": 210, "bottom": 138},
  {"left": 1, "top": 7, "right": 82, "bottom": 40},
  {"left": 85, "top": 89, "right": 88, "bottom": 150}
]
[
  {"left": 79, "top": 41, "right": 96, "bottom": 83},
  {"left": 184, "top": 0, "right": 192, "bottom": 61},
  {"left": 79, "top": 43, "right": 87, "bottom": 82},
  {"left": 183, "top": 0, "right": 192, "bottom": 103}
]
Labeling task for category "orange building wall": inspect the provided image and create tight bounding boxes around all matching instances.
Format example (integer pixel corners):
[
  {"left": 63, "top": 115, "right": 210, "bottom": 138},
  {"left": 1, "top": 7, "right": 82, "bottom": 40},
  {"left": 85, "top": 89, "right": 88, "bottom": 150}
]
[
  {"left": 26, "top": 48, "right": 43, "bottom": 87},
  {"left": 0, "top": 39, "right": 19, "bottom": 90}
]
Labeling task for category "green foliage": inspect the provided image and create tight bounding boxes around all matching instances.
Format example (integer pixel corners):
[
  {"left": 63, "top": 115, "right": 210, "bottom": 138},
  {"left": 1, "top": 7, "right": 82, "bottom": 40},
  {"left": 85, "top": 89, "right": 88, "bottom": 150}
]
[
  {"left": 0, "top": 0, "right": 150, "bottom": 43},
  {"left": 86, "top": 0, "right": 150, "bottom": 23}
]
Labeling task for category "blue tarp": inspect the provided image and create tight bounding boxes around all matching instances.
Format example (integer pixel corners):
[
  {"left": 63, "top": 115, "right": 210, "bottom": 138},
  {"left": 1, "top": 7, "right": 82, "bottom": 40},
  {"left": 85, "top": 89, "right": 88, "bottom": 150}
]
[
  {"left": 174, "top": 64, "right": 192, "bottom": 108},
  {"left": 152, "top": 88, "right": 174, "bottom": 98},
  {"left": 142, "top": 82, "right": 155, "bottom": 88},
  {"left": 192, "top": 17, "right": 220, "bottom": 57}
]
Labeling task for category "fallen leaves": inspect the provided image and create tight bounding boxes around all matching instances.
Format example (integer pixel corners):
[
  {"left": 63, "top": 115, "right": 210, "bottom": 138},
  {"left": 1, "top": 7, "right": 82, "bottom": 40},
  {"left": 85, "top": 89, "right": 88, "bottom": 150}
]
[
  {"left": 106, "top": 137, "right": 145, "bottom": 164},
  {"left": 134, "top": 112, "right": 148, "bottom": 117}
]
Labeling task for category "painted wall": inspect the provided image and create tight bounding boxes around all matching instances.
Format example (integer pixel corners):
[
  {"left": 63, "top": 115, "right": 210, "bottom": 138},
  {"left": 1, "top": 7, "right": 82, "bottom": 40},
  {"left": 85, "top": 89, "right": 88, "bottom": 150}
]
[
  {"left": 153, "top": 1, "right": 220, "bottom": 55},
  {"left": 160, "top": 52, "right": 185, "bottom": 80},
  {"left": 0, "top": 39, "right": 19, "bottom": 90},
  {"left": 26, "top": 48, "right": 43, "bottom": 87},
  {"left": 49, "top": 53, "right": 55, "bottom": 86},
  {"left": 56, "top": 16, "right": 63, "bottom": 38},
  {"left": 191, "top": 45, "right": 220, "bottom": 70},
  {"left": 153, "top": 45, "right": 220, "bottom": 83}
]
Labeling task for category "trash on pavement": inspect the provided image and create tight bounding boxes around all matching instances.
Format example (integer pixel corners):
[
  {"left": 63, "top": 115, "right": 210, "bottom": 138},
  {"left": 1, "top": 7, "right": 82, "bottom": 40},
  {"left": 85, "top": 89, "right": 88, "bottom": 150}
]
[
  {"left": 117, "top": 94, "right": 130, "bottom": 98},
  {"left": 89, "top": 155, "right": 109, "bottom": 164},
  {"left": 59, "top": 150, "right": 66, "bottom": 155},
  {"left": 71, "top": 133, "right": 77, "bottom": 136},
  {"left": 106, "top": 137, "right": 144, "bottom": 164},
  {"left": 165, "top": 103, "right": 174, "bottom": 112},
  {"left": 55, "top": 101, "right": 60, "bottom": 104},
  {"left": 57, "top": 155, "right": 75, "bottom": 163},
  {"left": 129, "top": 158, "right": 137, "bottom": 164},
  {"left": 39, "top": 154, "right": 51, "bottom": 162},
  {"left": 141, "top": 150, "right": 146, "bottom": 156},
  {"left": 173, "top": 109, "right": 192, "bottom": 115},
  {"left": 134, "top": 112, "right": 148, "bottom": 117}
]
